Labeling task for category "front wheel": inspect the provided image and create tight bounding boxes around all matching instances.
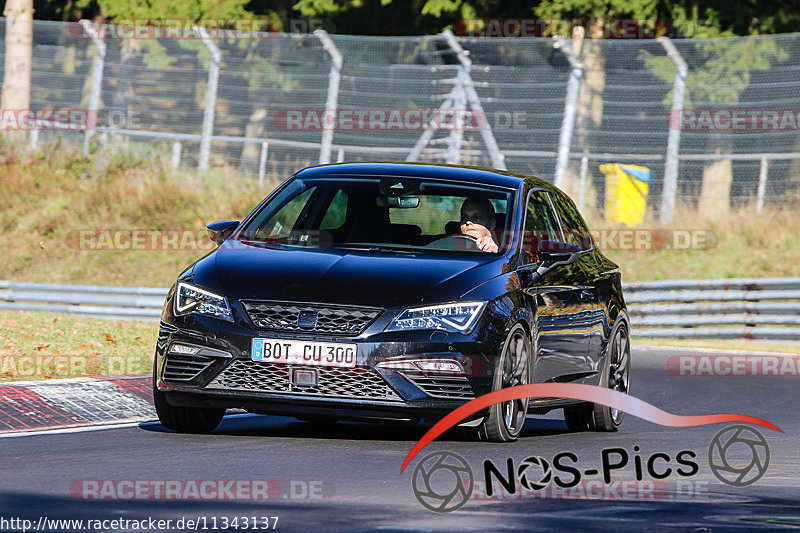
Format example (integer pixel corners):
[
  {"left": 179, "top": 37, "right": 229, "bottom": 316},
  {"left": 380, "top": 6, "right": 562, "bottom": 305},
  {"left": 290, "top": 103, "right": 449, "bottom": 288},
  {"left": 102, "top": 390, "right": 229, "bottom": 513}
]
[
  {"left": 564, "top": 320, "right": 631, "bottom": 432},
  {"left": 466, "top": 323, "right": 531, "bottom": 442},
  {"left": 153, "top": 363, "right": 225, "bottom": 434}
]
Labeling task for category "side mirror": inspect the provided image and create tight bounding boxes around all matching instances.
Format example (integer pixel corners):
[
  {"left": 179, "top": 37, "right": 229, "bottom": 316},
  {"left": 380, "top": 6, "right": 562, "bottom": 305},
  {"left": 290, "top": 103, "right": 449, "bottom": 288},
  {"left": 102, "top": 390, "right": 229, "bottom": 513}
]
[
  {"left": 538, "top": 240, "right": 581, "bottom": 253},
  {"left": 537, "top": 240, "right": 582, "bottom": 263},
  {"left": 207, "top": 220, "right": 239, "bottom": 246}
]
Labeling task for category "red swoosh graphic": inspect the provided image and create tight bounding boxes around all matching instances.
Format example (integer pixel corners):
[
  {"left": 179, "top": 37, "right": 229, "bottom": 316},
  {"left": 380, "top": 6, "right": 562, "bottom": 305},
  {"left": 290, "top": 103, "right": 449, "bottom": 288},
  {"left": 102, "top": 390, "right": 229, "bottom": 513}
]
[{"left": 401, "top": 383, "right": 781, "bottom": 473}]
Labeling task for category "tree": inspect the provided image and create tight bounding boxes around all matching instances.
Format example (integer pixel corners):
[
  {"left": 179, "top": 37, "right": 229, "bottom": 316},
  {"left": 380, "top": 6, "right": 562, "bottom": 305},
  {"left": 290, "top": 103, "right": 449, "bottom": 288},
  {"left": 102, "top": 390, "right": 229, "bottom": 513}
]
[
  {"left": 71, "top": 0, "right": 296, "bottom": 174},
  {"left": 641, "top": 6, "right": 788, "bottom": 214},
  {"left": 2, "top": 0, "right": 34, "bottom": 140}
]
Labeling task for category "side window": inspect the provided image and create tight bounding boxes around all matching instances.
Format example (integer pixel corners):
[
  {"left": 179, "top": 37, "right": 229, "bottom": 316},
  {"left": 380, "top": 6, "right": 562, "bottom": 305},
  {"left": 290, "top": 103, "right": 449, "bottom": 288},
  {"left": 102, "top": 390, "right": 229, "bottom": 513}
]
[
  {"left": 549, "top": 192, "right": 593, "bottom": 250},
  {"left": 320, "top": 189, "right": 348, "bottom": 230},
  {"left": 523, "top": 191, "right": 562, "bottom": 261}
]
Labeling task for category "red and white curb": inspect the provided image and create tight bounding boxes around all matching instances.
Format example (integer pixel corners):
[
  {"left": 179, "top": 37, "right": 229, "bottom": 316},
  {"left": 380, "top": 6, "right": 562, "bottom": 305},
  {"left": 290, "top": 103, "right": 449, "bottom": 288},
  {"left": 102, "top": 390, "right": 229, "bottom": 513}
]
[{"left": 0, "top": 374, "right": 154, "bottom": 435}]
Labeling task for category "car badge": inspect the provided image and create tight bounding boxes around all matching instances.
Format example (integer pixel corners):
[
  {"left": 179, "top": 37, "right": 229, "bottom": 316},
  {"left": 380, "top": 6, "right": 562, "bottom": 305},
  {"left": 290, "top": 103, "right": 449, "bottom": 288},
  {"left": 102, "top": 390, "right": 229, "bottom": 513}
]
[{"left": 297, "top": 310, "right": 318, "bottom": 328}]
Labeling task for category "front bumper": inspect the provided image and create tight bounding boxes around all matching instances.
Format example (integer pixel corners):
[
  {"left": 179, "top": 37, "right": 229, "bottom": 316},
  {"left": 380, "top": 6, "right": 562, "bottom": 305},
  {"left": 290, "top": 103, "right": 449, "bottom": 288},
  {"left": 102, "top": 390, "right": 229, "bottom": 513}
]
[{"left": 155, "top": 306, "right": 498, "bottom": 421}]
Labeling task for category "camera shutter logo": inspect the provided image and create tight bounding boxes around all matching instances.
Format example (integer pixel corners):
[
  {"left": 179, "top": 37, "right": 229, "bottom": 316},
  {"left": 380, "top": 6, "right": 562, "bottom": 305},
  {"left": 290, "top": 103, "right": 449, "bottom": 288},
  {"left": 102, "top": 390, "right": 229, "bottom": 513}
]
[
  {"left": 411, "top": 451, "right": 473, "bottom": 512},
  {"left": 517, "top": 456, "right": 552, "bottom": 491},
  {"left": 708, "top": 425, "right": 770, "bottom": 487}
]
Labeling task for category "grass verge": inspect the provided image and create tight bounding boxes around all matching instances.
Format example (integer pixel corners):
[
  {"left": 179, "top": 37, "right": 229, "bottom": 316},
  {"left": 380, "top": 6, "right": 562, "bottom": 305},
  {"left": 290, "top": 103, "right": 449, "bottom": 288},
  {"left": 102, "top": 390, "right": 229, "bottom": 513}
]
[
  {"left": 631, "top": 337, "right": 800, "bottom": 355},
  {"left": 0, "top": 310, "right": 157, "bottom": 381}
]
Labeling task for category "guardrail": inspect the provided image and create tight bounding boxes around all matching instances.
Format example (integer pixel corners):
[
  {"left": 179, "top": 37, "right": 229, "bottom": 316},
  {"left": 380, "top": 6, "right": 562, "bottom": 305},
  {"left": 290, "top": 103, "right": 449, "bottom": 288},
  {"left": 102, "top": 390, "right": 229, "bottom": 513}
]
[
  {"left": 625, "top": 277, "right": 800, "bottom": 339},
  {"left": 1, "top": 278, "right": 799, "bottom": 339},
  {"left": 0, "top": 281, "right": 167, "bottom": 321}
]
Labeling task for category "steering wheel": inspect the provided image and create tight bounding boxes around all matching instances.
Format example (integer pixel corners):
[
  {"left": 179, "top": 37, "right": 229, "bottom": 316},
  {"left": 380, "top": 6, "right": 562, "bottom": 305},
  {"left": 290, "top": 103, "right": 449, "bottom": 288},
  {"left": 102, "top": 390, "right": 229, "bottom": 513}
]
[{"left": 425, "top": 233, "right": 481, "bottom": 251}]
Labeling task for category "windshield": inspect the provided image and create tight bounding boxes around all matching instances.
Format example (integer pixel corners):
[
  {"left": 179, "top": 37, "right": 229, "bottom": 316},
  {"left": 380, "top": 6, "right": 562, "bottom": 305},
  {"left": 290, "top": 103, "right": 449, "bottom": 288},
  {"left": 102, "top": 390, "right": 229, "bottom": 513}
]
[{"left": 236, "top": 176, "right": 515, "bottom": 254}]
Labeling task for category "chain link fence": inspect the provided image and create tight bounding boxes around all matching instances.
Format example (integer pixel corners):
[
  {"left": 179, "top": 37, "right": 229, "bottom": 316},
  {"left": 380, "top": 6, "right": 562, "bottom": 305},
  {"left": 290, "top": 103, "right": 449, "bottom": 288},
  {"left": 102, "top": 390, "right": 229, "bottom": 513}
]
[{"left": 1, "top": 19, "right": 800, "bottom": 220}]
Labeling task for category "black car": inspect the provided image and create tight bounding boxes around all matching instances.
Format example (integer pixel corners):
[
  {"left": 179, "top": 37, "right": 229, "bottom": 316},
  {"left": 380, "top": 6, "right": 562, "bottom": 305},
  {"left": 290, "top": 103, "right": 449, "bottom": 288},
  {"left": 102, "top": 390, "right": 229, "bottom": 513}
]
[{"left": 154, "top": 162, "right": 630, "bottom": 442}]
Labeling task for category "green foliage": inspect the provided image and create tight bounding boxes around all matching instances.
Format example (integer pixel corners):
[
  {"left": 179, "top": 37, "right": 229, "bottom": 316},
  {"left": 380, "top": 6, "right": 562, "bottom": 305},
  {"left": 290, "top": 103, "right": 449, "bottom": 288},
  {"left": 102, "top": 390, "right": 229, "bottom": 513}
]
[
  {"left": 75, "top": 0, "right": 254, "bottom": 22},
  {"left": 534, "top": 0, "right": 659, "bottom": 20},
  {"left": 642, "top": 5, "right": 789, "bottom": 106},
  {"left": 293, "top": 0, "right": 353, "bottom": 17}
]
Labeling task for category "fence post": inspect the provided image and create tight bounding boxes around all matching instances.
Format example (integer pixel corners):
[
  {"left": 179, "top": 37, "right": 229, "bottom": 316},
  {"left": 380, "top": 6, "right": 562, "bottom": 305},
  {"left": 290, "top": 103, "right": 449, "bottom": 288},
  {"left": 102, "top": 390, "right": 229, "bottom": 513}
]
[
  {"left": 442, "top": 30, "right": 506, "bottom": 170},
  {"left": 446, "top": 68, "right": 466, "bottom": 165},
  {"left": 578, "top": 155, "right": 588, "bottom": 211},
  {"left": 756, "top": 157, "right": 769, "bottom": 213},
  {"left": 315, "top": 30, "right": 342, "bottom": 165},
  {"left": 171, "top": 141, "right": 182, "bottom": 170},
  {"left": 195, "top": 26, "right": 220, "bottom": 177},
  {"left": 80, "top": 20, "right": 106, "bottom": 157},
  {"left": 258, "top": 141, "right": 269, "bottom": 186},
  {"left": 552, "top": 36, "right": 583, "bottom": 189},
  {"left": 658, "top": 37, "right": 687, "bottom": 224}
]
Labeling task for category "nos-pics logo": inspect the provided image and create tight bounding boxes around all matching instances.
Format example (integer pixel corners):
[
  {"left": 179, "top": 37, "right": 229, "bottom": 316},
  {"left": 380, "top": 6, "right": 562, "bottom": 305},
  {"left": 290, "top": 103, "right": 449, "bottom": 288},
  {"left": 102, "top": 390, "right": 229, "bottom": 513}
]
[{"left": 411, "top": 424, "right": 770, "bottom": 513}]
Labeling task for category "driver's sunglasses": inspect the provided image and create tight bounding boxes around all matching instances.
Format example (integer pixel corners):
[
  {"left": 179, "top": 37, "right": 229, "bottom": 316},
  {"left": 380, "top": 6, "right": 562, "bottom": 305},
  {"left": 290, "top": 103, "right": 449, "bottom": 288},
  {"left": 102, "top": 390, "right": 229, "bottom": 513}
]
[{"left": 460, "top": 214, "right": 489, "bottom": 224}]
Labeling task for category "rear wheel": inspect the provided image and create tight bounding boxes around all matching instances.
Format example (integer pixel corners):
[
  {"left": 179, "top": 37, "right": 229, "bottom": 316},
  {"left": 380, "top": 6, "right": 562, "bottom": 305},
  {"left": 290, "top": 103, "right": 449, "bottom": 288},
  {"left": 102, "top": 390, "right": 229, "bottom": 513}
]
[
  {"left": 564, "top": 321, "right": 630, "bottom": 432},
  {"left": 153, "top": 363, "right": 225, "bottom": 434},
  {"left": 466, "top": 323, "right": 530, "bottom": 442}
]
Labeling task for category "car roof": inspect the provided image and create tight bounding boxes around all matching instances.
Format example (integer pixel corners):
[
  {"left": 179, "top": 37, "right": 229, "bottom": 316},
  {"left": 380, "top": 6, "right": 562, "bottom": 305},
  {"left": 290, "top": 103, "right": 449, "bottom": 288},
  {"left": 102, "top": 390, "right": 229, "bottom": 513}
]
[{"left": 292, "top": 162, "right": 557, "bottom": 192}]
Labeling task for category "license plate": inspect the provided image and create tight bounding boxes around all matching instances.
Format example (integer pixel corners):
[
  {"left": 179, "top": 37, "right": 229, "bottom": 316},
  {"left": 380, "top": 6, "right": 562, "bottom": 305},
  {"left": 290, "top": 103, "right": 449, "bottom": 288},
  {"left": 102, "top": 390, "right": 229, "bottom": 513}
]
[{"left": 252, "top": 338, "right": 357, "bottom": 368}]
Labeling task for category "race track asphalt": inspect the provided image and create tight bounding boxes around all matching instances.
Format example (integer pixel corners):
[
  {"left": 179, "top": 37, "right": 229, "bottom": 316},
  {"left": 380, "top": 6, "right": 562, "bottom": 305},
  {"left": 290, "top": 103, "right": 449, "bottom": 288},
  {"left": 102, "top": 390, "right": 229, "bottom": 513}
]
[{"left": 1, "top": 347, "right": 798, "bottom": 532}]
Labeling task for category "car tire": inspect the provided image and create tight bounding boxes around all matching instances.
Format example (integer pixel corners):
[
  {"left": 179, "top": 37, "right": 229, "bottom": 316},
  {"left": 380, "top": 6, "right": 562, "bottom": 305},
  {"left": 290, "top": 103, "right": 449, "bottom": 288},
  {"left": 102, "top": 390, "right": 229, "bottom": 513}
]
[
  {"left": 563, "top": 402, "right": 592, "bottom": 432},
  {"left": 466, "top": 323, "right": 531, "bottom": 442},
  {"left": 563, "top": 320, "right": 630, "bottom": 432},
  {"left": 153, "top": 363, "right": 225, "bottom": 434}
]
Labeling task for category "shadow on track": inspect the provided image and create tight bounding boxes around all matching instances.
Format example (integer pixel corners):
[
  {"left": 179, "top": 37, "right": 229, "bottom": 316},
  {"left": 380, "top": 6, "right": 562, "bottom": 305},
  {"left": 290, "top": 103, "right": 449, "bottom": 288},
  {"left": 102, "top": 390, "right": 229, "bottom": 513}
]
[{"left": 139, "top": 413, "right": 569, "bottom": 442}]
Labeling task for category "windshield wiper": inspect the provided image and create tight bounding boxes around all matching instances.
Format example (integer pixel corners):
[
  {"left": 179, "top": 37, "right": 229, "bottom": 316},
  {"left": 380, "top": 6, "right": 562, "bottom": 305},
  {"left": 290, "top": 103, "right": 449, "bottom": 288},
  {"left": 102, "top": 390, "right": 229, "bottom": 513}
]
[{"left": 334, "top": 244, "right": 418, "bottom": 254}]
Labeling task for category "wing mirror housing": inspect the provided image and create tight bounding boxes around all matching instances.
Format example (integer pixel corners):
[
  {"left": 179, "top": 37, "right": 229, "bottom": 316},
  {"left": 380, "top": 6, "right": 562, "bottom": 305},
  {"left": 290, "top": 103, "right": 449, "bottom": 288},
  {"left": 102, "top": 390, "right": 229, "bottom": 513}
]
[
  {"left": 207, "top": 220, "right": 239, "bottom": 246},
  {"left": 537, "top": 240, "right": 582, "bottom": 264}
]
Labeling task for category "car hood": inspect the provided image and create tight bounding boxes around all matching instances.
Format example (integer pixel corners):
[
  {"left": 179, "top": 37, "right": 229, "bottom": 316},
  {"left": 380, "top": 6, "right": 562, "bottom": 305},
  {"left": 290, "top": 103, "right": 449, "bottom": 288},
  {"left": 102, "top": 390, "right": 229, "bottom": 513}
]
[{"left": 191, "top": 243, "right": 508, "bottom": 309}]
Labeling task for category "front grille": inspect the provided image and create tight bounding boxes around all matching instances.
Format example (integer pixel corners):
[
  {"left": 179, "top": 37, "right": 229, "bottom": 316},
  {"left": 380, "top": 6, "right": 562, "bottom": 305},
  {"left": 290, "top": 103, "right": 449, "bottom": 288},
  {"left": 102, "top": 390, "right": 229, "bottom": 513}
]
[
  {"left": 206, "top": 360, "right": 402, "bottom": 401},
  {"left": 401, "top": 371, "right": 475, "bottom": 399},
  {"left": 157, "top": 321, "right": 177, "bottom": 350},
  {"left": 163, "top": 353, "right": 217, "bottom": 382},
  {"left": 242, "top": 301, "right": 381, "bottom": 336}
]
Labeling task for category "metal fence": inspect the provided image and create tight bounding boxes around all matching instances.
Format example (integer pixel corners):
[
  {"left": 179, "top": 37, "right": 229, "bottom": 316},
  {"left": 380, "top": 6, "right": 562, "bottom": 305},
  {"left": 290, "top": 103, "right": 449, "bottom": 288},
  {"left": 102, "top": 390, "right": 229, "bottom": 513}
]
[
  {"left": 1, "top": 278, "right": 798, "bottom": 339},
  {"left": 2, "top": 19, "right": 800, "bottom": 220}
]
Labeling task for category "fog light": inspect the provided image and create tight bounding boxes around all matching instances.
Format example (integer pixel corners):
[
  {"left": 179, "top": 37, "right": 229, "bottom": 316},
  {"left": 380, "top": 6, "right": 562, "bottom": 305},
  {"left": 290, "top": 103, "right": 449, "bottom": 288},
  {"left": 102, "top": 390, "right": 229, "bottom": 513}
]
[
  {"left": 168, "top": 344, "right": 201, "bottom": 355},
  {"left": 376, "top": 358, "right": 464, "bottom": 374},
  {"left": 414, "top": 360, "right": 463, "bottom": 373}
]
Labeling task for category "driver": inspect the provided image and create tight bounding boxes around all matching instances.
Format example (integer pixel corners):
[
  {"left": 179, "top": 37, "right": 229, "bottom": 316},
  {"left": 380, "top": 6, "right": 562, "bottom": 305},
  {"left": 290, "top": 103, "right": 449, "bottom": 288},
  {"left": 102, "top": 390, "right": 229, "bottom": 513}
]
[{"left": 459, "top": 197, "right": 499, "bottom": 252}]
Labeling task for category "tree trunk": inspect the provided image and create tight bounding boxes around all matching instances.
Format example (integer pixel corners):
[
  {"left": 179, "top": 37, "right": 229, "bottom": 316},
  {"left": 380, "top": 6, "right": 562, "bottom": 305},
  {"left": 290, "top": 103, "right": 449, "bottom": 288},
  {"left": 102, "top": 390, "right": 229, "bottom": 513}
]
[
  {"left": 568, "top": 23, "right": 606, "bottom": 213},
  {"left": 239, "top": 107, "right": 268, "bottom": 176},
  {"left": 698, "top": 157, "right": 732, "bottom": 216},
  {"left": 2, "top": 0, "right": 34, "bottom": 140}
]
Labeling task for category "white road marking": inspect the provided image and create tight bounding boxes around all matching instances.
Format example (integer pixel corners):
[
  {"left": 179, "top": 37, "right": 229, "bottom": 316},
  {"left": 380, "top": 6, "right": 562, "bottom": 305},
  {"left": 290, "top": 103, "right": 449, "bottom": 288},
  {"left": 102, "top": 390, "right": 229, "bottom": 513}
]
[
  {"left": 23, "top": 378, "right": 155, "bottom": 423},
  {"left": 0, "top": 413, "right": 260, "bottom": 438},
  {"left": 636, "top": 344, "right": 798, "bottom": 356}
]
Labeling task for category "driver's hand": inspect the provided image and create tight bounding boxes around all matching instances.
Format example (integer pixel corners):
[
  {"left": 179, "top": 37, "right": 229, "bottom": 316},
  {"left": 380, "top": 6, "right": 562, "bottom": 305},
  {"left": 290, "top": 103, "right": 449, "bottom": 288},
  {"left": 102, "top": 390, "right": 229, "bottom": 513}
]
[{"left": 476, "top": 235, "right": 498, "bottom": 253}]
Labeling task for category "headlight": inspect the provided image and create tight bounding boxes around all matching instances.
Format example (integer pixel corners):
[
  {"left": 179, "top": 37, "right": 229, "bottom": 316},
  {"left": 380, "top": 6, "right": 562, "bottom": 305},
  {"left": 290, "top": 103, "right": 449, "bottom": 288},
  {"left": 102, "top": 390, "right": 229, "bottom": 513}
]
[
  {"left": 174, "top": 282, "right": 233, "bottom": 322},
  {"left": 384, "top": 301, "right": 486, "bottom": 334}
]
